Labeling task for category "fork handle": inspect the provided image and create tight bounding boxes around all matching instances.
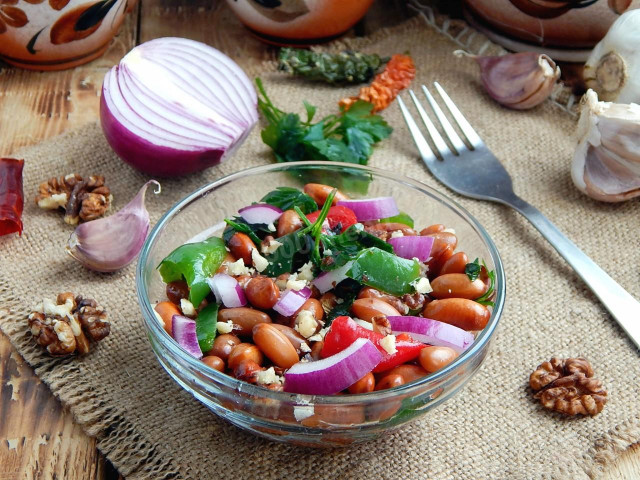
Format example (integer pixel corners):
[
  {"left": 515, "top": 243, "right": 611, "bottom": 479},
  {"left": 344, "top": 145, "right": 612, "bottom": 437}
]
[{"left": 506, "top": 195, "right": 640, "bottom": 350}]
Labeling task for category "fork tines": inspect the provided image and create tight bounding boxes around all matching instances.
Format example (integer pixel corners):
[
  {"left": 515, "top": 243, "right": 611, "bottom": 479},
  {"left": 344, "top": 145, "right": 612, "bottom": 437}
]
[{"left": 398, "top": 82, "right": 483, "bottom": 162}]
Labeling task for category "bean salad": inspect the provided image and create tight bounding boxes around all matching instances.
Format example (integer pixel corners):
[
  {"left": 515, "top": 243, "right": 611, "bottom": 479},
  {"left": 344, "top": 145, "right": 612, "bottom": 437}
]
[{"left": 154, "top": 183, "right": 495, "bottom": 396}]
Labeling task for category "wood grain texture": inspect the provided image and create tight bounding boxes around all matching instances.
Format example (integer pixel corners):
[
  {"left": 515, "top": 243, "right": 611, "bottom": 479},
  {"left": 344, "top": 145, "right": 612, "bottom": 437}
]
[{"left": 0, "top": 0, "right": 639, "bottom": 478}]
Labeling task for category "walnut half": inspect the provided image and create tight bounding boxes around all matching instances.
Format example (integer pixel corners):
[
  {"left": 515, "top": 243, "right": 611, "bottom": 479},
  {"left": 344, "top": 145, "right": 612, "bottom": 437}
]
[
  {"left": 35, "top": 174, "right": 112, "bottom": 224},
  {"left": 530, "top": 357, "right": 607, "bottom": 416},
  {"left": 28, "top": 292, "right": 110, "bottom": 357}
]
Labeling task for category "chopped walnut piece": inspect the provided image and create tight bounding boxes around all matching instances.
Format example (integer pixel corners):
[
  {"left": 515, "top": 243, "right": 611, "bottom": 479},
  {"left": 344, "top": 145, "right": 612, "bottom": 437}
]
[
  {"left": 35, "top": 174, "right": 112, "bottom": 224},
  {"left": 28, "top": 293, "right": 110, "bottom": 356},
  {"left": 530, "top": 357, "right": 607, "bottom": 416},
  {"left": 371, "top": 315, "right": 392, "bottom": 336}
]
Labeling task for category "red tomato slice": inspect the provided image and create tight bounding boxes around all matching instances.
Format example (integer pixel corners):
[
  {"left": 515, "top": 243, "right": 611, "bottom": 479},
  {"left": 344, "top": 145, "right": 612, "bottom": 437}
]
[{"left": 307, "top": 206, "right": 357, "bottom": 232}]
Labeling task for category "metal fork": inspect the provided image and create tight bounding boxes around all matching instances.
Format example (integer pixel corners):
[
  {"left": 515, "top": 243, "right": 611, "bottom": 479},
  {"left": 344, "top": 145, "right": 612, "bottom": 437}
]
[{"left": 398, "top": 82, "right": 640, "bottom": 350}]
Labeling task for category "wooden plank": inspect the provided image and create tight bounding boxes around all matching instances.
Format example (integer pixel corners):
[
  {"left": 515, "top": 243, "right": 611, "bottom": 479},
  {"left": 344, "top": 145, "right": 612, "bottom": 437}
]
[
  {"left": 0, "top": 11, "right": 138, "bottom": 157},
  {"left": 0, "top": 7, "right": 138, "bottom": 480}
]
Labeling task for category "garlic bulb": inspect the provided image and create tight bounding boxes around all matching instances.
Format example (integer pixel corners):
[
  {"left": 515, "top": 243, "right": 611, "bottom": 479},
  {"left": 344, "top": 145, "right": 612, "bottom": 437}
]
[
  {"left": 571, "top": 89, "right": 640, "bottom": 202},
  {"left": 455, "top": 50, "right": 560, "bottom": 110},
  {"left": 583, "top": 10, "right": 640, "bottom": 104},
  {"left": 66, "top": 180, "right": 160, "bottom": 271}
]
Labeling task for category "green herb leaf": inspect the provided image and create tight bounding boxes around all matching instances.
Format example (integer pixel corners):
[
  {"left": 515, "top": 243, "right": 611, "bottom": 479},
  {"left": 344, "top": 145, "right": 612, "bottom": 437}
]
[
  {"left": 325, "top": 278, "right": 361, "bottom": 325},
  {"left": 263, "top": 231, "right": 314, "bottom": 276},
  {"left": 303, "top": 100, "right": 317, "bottom": 123},
  {"left": 320, "top": 224, "right": 392, "bottom": 271},
  {"left": 475, "top": 261, "right": 496, "bottom": 307},
  {"left": 256, "top": 79, "right": 391, "bottom": 169},
  {"left": 465, "top": 258, "right": 482, "bottom": 282},
  {"left": 261, "top": 187, "right": 318, "bottom": 214},
  {"left": 223, "top": 218, "right": 263, "bottom": 245}
]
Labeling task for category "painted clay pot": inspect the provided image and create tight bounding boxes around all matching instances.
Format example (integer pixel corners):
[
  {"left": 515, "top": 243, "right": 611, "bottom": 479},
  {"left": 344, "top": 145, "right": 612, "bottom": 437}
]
[
  {"left": 0, "top": 0, "right": 137, "bottom": 70},
  {"left": 463, "top": 0, "right": 639, "bottom": 61},
  {"left": 225, "top": 0, "right": 374, "bottom": 46}
]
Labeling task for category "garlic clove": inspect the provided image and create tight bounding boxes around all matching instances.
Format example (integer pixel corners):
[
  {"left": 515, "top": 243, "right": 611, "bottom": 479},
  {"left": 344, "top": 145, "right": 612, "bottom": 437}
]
[
  {"left": 583, "top": 10, "right": 640, "bottom": 104},
  {"left": 66, "top": 180, "right": 160, "bottom": 272},
  {"left": 571, "top": 90, "right": 640, "bottom": 202},
  {"left": 455, "top": 50, "right": 560, "bottom": 110}
]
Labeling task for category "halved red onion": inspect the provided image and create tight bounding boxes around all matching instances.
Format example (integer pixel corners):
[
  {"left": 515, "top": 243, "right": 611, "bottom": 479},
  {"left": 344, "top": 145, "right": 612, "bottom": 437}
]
[
  {"left": 238, "top": 203, "right": 283, "bottom": 225},
  {"left": 273, "top": 287, "right": 312, "bottom": 317},
  {"left": 207, "top": 273, "right": 247, "bottom": 308},
  {"left": 312, "top": 261, "right": 353, "bottom": 294},
  {"left": 100, "top": 37, "right": 257, "bottom": 177},
  {"left": 284, "top": 338, "right": 382, "bottom": 395},
  {"left": 387, "top": 316, "right": 474, "bottom": 353},
  {"left": 172, "top": 314, "right": 203, "bottom": 358},
  {"left": 336, "top": 197, "right": 399, "bottom": 221},
  {"left": 388, "top": 236, "right": 434, "bottom": 262}
]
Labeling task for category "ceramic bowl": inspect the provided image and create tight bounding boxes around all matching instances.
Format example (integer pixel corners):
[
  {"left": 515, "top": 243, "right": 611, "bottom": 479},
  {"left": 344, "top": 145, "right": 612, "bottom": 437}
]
[{"left": 0, "top": 0, "right": 136, "bottom": 70}]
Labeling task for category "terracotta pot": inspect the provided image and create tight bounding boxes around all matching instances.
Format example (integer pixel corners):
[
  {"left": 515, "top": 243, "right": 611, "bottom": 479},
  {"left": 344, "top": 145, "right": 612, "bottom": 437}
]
[
  {"left": 0, "top": 0, "right": 137, "bottom": 71},
  {"left": 225, "top": 0, "right": 375, "bottom": 46},
  {"left": 463, "top": 0, "right": 639, "bottom": 60}
]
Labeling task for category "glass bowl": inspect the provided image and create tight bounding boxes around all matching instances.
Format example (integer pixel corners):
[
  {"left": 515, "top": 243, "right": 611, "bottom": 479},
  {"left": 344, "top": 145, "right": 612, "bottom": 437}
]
[{"left": 136, "top": 161, "right": 505, "bottom": 447}]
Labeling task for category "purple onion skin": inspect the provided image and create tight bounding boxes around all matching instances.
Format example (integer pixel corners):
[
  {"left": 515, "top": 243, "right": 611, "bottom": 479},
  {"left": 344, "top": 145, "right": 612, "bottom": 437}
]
[{"left": 100, "top": 93, "right": 226, "bottom": 177}]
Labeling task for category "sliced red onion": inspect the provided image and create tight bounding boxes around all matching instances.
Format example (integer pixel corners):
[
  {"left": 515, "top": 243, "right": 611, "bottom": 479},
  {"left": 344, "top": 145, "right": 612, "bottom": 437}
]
[
  {"left": 273, "top": 287, "right": 312, "bottom": 317},
  {"left": 336, "top": 197, "right": 399, "bottom": 221},
  {"left": 284, "top": 338, "right": 382, "bottom": 395},
  {"left": 388, "top": 236, "right": 434, "bottom": 262},
  {"left": 387, "top": 316, "right": 474, "bottom": 353},
  {"left": 312, "top": 261, "right": 353, "bottom": 294},
  {"left": 238, "top": 203, "right": 283, "bottom": 225},
  {"left": 100, "top": 37, "right": 257, "bottom": 177},
  {"left": 172, "top": 314, "right": 203, "bottom": 359},
  {"left": 207, "top": 273, "right": 247, "bottom": 308}
]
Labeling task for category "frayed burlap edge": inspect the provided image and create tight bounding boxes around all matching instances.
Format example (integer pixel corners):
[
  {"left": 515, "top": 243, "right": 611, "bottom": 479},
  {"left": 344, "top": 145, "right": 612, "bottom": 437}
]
[
  {"left": 587, "top": 417, "right": 640, "bottom": 478},
  {"left": 0, "top": 277, "right": 184, "bottom": 480}
]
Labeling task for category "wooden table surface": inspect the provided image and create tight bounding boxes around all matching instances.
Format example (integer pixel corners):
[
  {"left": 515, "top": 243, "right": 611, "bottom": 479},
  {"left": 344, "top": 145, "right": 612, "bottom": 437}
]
[{"left": 1, "top": 1, "right": 638, "bottom": 478}]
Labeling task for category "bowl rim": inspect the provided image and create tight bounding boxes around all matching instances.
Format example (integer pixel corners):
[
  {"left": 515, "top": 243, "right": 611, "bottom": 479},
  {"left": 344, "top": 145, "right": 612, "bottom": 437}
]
[{"left": 136, "top": 161, "right": 505, "bottom": 404}]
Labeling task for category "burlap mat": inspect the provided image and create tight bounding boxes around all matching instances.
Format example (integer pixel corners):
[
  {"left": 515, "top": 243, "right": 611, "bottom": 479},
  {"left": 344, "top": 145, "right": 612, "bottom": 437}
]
[{"left": 2, "top": 14, "right": 639, "bottom": 480}]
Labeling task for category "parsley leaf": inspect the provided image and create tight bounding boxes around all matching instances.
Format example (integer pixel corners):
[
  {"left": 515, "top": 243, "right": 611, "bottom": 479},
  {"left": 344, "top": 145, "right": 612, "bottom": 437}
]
[
  {"left": 261, "top": 187, "right": 318, "bottom": 214},
  {"left": 320, "top": 224, "right": 392, "bottom": 271},
  {"left": 476, "top": 263, "right": 496, "bottom": 307},
  {"left": 464, "top": 258, "right": 496, "bottom": 307},
  {"left": 223, "top": 217, "right": 267, "bottom": 245},
  {"left": 465, "top": 258, "right": 482, "bottom": 282},
  {"left": 256, "top": 78, "right": 392, "bottom": 167}
]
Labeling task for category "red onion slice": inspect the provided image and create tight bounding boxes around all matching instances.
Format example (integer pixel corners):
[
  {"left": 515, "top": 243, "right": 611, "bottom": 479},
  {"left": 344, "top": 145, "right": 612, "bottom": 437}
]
[
  {"left": 312, "top": 261, "right": 353, "bottom": 294},
  {"left": 284, "top": 338, "right": 382, "bottom": 395},
  {"left": 387, "top": 316, "right": 474, "bottom": 353},
  {"left": 172, "top": 314, "right": 203, "bottom": 359},
  {"left": 207, "top": 273, "right": 247, "bottom": 308},
  {"left": 388, "top": 236, "right": 434, "bottom": 262},
  {"left": 100, "top": 37, "right": 257, "bottom": 177},
  {"left": 273, "top": 287, "right": 312, "bottom": 317},
  {"left": 337, "top": 197, "right": 399, "bottom": 221},
  {"left": 238, "top": 204, "right": 283, "bottom": 225}
]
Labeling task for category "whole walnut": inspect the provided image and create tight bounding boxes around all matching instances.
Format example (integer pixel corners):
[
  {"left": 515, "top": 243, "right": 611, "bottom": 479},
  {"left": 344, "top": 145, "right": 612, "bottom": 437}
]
[
  {"left": 530, "top": 357, "right": 607, "bottom": 416},
  {"left": 28, "top": 293, "right": 110, "bottom": 357}
]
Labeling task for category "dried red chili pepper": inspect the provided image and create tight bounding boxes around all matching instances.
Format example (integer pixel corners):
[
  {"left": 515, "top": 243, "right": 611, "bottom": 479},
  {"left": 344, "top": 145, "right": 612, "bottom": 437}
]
[{"left": 0, "top": 158, "right": 25, "bottom": 237}]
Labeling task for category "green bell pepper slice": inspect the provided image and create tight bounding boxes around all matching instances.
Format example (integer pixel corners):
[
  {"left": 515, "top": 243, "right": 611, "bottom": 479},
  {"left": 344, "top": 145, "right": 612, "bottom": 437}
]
[
  {"left": 380, "top": 212, "right": 414, "bottom": 228},
  {"left": 158, "top": 237, "right": 227, "bottom": 307},
  {"left": 347, "top": 247, "right": 420, "bottom": 296},
  {"left": 196, "top": 302, "right": 219, "bottom": 353}
]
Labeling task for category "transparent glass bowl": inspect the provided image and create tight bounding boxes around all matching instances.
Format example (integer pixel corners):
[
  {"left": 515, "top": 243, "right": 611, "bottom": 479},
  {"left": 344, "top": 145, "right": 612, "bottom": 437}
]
[{"left": 136, "top": 161, "right": 505, "bottom": 447}]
